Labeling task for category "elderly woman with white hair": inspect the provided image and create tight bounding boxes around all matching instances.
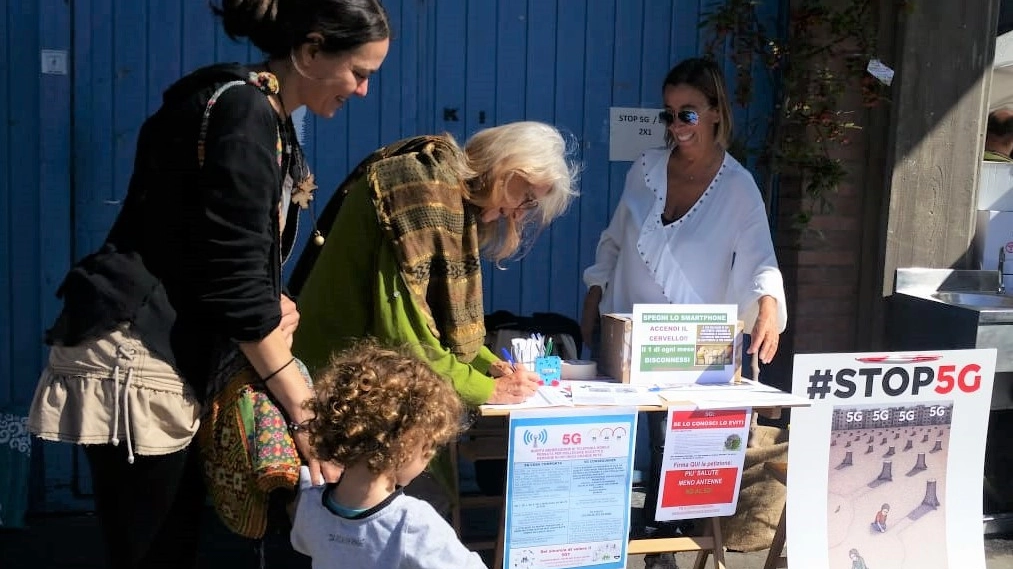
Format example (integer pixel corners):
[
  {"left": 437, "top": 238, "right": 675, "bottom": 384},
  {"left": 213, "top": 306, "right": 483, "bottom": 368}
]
[{"left": 291, "top": 121, "right": 580, "bottom": 406}]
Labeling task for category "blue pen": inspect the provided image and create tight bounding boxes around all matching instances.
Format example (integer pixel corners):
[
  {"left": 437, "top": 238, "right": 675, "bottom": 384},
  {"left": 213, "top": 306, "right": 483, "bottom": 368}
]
[{"left": 500, "top": 347, "right": 516, "bottom": 368}]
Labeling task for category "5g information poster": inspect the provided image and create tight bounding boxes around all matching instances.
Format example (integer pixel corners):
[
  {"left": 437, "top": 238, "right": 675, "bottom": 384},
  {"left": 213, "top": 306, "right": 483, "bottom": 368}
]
[{"left": 503, "top": 408, "right": 638, "bottom": 569}]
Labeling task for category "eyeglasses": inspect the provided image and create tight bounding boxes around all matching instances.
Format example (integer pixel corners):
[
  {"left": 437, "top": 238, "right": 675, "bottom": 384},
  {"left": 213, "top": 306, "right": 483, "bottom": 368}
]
[
  {"left": 515, "top": 191, "right": 539, "bottom": 211},
  {"left": 497, "top": 175, "right": 541, "bottom": 219},
  {"left": 504, "top": 181, "right": 539, "bottom": 211},
  {"left": 496, "top": 190, "right": 539, "bottom": 220},
  {"left": 658, "top": 109, "right": 700, "bottom": 126}
]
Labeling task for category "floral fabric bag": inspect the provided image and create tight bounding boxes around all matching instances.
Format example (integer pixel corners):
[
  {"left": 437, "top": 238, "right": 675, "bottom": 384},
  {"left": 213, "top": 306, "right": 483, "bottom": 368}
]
[{"left": 197, "top": 358, "right": 310, "bottom": 539}]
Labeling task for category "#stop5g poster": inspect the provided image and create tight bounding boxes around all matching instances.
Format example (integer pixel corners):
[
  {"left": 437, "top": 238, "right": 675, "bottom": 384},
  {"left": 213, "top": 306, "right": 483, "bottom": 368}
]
[{"left": 787, "top": 349, "right": 996, "bottom": 569}]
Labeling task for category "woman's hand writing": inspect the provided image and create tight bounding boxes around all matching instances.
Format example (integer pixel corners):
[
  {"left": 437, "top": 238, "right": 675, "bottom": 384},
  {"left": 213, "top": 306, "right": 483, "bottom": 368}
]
[
  {"left": 487, "top": 359, "right": 513, "bottom": 378},
  {"left": 486, "top": 364, "right": 542, "bottom": 404},
  {"left": 748, "top": 295, "right": 781, "bottom": 365}
]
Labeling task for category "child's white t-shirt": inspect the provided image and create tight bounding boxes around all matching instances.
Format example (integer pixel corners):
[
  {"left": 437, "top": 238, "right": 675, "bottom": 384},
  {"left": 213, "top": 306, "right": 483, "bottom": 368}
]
[{"left": 291, "top": 467, "right": 487, "bottom": 569}]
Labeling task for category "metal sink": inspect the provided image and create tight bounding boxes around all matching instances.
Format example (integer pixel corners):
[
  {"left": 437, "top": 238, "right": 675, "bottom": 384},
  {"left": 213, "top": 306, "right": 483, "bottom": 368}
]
[
  {"left": 890, "top": 268, "right": 1013, "bottom": 374},
  {"left": 931, "top": 291, "right": 1013, "bottom": 309},
  {"left": 892, "top": 269, "right": 1013, "bottom": 535}
]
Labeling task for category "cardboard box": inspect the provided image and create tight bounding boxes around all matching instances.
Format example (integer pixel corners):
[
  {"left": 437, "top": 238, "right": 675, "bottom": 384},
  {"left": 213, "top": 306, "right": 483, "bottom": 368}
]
[
  {"left": 599, "top": 313, "right": 633, "bottom": 383},
  {"left": 598, "top": 312, "right": 744, "bottom": 384}
]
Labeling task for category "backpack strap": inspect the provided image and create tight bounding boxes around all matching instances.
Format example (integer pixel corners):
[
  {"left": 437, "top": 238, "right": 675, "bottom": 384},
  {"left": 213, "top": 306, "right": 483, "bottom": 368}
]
[
  {"left": 196, "top": 76, "right": 283, "bottom": 169},
  {"left": 286, "top": 135, "right": 454, "bottom": 298},
  {"left": 195, "top": 74, "right": 313, "bottom": 270}
]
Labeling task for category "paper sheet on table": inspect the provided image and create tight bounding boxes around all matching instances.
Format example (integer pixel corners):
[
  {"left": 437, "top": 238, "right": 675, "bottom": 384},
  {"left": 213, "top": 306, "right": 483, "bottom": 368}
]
[
  {"left": 656, "top": 382, "right": 810, "bottom": 409},
  {"left": 480, "top": 385, "right": 573, "bottom": 411},
  {"left": 567, "top": 382, "right": 665, "bottom": 406},
  {"left": 651, "top": 378, "right": 776, "bottom": 392}
]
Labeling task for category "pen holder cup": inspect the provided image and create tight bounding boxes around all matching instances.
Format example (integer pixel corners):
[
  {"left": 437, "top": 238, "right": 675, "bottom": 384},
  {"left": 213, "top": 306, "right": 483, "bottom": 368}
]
[{"left": 534, "top": 356, "right": 562, "bottom": 386}]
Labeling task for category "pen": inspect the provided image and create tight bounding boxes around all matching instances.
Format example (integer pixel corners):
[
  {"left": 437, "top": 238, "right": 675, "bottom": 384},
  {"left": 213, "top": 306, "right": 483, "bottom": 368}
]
[
  {"left": 500, "top": 347, "right": 516, "bottom": 369},
  {"left": 545, "top": 338, "right": 554, "bottom": 357}
]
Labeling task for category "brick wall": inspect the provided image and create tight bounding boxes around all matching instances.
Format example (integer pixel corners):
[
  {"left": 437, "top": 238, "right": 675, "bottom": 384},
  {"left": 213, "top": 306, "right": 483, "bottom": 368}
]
[{"left": 774, "top": 115, "right": 873, "bottom": 356}]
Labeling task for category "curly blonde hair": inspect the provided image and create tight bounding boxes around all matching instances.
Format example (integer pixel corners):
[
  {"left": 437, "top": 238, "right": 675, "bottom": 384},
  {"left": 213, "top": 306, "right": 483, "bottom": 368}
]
[{"left": 304, "top": 339, "right": 464, "bottom": 474}]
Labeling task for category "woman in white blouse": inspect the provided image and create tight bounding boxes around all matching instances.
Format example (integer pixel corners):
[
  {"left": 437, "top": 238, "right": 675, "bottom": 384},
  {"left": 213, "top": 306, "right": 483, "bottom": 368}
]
[
  {"left": 581, "top": 57, "right": 786, "bottom": 362},
  {"left": 580, "top": 58, "right": 787, "bottom": 567}
]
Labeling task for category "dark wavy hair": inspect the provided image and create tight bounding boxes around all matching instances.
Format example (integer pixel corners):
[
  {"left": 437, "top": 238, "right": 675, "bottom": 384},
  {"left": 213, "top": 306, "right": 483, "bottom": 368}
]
[
  {"left": 211, "top": 0, "right": 390, "bottom": 59},
  {"left": 304, "top": 339, "right": 464, "bottom": 474}
]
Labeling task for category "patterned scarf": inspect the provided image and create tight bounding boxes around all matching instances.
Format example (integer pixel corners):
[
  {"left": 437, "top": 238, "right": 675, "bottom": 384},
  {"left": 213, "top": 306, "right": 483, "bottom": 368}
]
[{"left": 367, "top": 135, "right": 486, "bottom": 362}]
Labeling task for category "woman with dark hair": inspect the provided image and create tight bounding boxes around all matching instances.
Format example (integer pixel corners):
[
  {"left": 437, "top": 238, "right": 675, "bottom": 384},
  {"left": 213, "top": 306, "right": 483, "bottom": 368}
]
[
  {"left": 580, "top": 57, "right": 787, "bottom": 569},
  {"left": 27, "top": 1, "right": 389, "bottom": 567}
]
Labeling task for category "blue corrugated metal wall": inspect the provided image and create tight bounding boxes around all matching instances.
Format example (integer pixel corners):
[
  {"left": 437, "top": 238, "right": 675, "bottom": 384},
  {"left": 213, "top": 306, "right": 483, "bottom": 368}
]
[
  {"left": 2, "top": 0, "right": 79, "bottom": 510},
  {"left": 2, "top": 0, "right": 782, "bottom": 509}
]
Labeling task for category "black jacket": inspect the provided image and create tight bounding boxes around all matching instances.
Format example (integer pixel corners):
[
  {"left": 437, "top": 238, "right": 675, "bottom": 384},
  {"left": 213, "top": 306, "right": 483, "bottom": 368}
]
[{"left": 46, "top": 63, "right": 304, "bottom": 395}]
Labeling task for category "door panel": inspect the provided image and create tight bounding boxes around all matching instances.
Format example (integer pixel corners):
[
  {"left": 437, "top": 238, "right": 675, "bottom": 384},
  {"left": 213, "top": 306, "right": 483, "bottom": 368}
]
[{"left": 424, "top": 0, "right": 778, "bottom": 321}]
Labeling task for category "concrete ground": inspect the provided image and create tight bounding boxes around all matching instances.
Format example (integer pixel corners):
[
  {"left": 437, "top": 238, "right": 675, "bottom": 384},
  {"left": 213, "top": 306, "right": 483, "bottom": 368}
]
[
  {"left": 626, "top": 543, "right": 1013, "bottom": 568},
  {"left": 4, "top": 468, "right": 1013, "bottom": 568},
  {"left": 4, "top": 506, "right": 1013, "bottom": 568}
]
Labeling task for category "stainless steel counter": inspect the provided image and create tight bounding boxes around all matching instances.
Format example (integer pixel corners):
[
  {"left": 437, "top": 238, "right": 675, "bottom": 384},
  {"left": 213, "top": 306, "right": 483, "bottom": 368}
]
[
  {"left": 891, "top": 268, "right": 1013, "bottom": 372},
  {"left": 890, "top": 268, "right": 1013, "bottom": 534}
]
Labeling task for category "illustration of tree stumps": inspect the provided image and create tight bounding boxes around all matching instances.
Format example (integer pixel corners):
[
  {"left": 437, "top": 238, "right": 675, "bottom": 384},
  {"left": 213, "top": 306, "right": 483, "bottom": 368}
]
[
  {"left": 836, "top": 450, "right": 854, "bottom": 470},
  {"left": 906, "top": 452, "right": 928, "bottom": 476},
  {"left": 908, "top": 478, "right": 943, "bottom": 520},
  {"left": 923, "top": 478, "right": 941, "bottom": 508},
  {"left": 869, "top": 460, "right": 893, "bottom": 488}
]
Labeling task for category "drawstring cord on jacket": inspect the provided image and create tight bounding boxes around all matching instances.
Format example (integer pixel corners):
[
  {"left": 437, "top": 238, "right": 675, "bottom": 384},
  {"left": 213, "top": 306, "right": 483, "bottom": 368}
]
[{"left": 111, "top": 344, "right": 137, "bottom": 464}]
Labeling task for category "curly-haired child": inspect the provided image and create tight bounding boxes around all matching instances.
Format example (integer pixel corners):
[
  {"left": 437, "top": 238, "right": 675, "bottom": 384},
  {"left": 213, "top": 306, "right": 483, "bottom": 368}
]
[{"left": 290, "top": 340, "right": 487, "bottom": 568}]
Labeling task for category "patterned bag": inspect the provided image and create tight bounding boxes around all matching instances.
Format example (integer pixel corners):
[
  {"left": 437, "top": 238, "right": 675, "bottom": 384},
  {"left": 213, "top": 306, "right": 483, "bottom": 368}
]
[{"left": 197, "top": 359, "right": 310, "bottom": 539}]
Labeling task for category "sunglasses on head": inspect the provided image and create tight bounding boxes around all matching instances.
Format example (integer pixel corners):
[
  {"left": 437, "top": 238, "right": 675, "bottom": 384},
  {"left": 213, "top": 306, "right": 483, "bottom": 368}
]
[{"left": 659, "top": 109, "right": 700, "bottom": 126}]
